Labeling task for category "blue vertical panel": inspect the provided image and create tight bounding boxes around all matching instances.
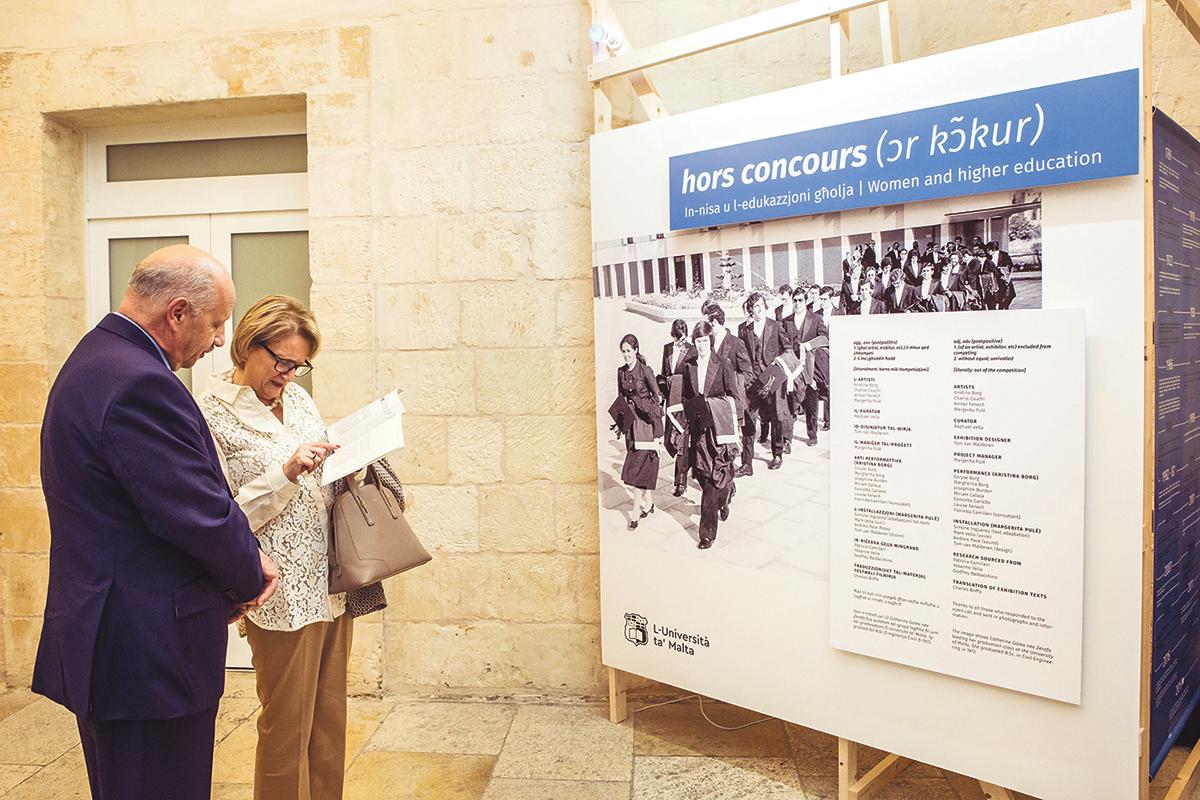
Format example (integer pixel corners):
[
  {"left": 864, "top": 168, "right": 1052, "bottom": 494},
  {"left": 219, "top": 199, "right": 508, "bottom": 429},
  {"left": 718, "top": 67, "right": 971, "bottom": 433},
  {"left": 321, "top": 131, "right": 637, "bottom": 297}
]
[{"left": 1151, "top": 110, "right": 1200, "bottom": 779}]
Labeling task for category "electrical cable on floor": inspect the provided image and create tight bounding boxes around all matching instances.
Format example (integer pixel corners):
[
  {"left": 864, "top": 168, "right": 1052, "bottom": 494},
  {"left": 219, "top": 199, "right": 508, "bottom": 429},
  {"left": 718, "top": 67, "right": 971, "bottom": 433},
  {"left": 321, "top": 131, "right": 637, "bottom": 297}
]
[{"left": 633, "top": 693, "right": 774, "bottom": 731}]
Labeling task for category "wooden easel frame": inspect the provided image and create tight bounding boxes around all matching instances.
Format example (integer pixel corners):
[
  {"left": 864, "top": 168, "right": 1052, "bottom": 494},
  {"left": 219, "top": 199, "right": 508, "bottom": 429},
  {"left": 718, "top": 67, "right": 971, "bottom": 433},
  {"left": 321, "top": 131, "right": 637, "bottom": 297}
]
[{"left": 588, "top": 1, "right": 1196, "bottom": 798}]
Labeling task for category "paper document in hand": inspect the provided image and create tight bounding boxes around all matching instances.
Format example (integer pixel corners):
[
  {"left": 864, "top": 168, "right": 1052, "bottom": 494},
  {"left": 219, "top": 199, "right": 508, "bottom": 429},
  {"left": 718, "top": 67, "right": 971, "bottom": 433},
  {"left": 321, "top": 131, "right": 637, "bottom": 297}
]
[{"left": 320, "top": 391, "right": 406, "bottom": 484}]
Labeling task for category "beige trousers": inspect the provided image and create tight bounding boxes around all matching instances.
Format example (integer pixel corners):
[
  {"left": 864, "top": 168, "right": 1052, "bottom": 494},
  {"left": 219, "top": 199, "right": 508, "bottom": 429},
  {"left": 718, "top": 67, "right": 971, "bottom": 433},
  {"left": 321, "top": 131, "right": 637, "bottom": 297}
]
[{"left": 245, "top": 613, "right": 353, "bottom": 800}]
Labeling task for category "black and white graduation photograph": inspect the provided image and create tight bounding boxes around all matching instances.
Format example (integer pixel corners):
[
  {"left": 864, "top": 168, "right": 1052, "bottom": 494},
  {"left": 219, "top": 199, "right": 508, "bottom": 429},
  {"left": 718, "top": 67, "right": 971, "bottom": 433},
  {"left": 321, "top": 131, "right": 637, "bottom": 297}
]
[{"left": 592, "top": 189, "right": 1044, "bottom": 573}]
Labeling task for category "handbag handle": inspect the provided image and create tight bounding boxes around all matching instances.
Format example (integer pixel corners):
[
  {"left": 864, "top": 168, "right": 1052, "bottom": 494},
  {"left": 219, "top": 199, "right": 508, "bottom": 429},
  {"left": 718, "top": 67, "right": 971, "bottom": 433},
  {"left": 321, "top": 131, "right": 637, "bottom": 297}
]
[
  {"left": 365, "top": 463, "right": 401, "bottom": 520},
  {"left": 345, "top": 472, "right": 375, "bottom": 527}
]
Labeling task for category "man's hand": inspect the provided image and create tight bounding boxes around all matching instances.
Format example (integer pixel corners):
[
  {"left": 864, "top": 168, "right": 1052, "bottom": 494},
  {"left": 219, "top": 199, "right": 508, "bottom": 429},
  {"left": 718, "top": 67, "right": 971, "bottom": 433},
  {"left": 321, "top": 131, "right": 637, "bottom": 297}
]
[{"left": 247, "top": 550, "right": 279, "bottom": 609}]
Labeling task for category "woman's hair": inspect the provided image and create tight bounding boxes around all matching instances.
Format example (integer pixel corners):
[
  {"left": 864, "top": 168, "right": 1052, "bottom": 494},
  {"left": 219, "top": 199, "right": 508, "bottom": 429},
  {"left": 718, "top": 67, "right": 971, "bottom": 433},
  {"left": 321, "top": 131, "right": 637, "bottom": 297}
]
[
  {"left": 700, "top": 300, "right": 725, "bottom": 325},
  {"left": 743, "top": 291, "right": 767, "bottom": 315},
  {"left": 670, "top": 318, "right": 689, "bottom": 340},
  {"left": 620, "top": 333, "right": 647, "bottom": 365},
  {"left": 889, "top": 268, "right": 905, "bottom": 283},
  {"left": 691, "top": 320, "right": 714, "bottom": 345},
  {"left": 230, "top": 294, "right": 321, "bottom": 369}
]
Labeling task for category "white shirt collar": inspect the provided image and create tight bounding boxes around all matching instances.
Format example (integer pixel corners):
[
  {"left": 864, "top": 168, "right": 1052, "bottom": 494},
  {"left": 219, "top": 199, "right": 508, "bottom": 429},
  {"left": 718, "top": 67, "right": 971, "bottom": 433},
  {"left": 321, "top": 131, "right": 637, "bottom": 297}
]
[{"left": 205, "top": 370, "right": 286, "bottom": 434}]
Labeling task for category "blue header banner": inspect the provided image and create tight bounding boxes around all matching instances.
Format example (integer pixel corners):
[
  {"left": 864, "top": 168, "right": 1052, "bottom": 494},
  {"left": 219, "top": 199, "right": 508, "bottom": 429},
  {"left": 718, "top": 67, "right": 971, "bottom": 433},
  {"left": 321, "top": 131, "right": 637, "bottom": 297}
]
[{"left": 668, "top": 69, "right": 1140, "bottom": 231}]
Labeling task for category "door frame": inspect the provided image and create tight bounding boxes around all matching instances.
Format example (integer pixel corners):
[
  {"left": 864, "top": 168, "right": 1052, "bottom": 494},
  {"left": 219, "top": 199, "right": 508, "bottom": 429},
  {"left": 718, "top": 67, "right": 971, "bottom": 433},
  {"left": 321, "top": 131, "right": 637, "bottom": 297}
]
[
  {"left": 86, "top": 214, "right": 211, "bottom": 327},
  {"left": 85, "top": 113, "right": 308, "bottom": 220},
  {"left": 202, "top": 209, "right": 311, "bottom": 392}
]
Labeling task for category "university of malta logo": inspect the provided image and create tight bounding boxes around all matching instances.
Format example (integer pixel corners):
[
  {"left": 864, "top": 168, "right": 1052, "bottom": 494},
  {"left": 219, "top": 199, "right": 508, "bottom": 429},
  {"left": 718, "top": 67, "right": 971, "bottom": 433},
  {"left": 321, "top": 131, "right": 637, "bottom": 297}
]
[{"left": 624, "top": 613, "right": 648, "bottom": 646}]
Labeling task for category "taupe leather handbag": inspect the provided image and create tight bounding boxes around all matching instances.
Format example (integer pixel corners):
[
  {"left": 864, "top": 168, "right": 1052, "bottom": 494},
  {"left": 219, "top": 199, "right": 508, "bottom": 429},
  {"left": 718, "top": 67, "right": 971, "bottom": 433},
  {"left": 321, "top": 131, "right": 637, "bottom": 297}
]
[{"left": 329, "top": 463, "right": 431, "bottom": 594}]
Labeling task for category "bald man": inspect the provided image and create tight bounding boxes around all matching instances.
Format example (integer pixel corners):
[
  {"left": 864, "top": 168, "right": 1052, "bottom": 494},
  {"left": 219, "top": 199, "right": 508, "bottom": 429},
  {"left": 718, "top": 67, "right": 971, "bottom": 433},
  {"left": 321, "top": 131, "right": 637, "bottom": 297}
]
[{"left": 35, "top": 245, "right": 277, "bottom": 800}]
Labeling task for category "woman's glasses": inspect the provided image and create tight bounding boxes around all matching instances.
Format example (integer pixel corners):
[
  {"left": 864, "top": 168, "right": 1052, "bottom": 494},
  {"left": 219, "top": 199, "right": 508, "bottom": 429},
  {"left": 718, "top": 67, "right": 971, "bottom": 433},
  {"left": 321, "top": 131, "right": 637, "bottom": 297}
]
[{"left": 261, "top": 344, "right": 314, "bottom": 377}]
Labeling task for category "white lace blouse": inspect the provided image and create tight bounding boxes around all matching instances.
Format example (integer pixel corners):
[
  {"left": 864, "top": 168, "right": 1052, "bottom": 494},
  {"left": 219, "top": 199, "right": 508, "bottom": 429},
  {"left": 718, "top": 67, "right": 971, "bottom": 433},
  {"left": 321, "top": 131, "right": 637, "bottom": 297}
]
[{"left": 200, "top": 372, "right": 346, "bottom": 631}]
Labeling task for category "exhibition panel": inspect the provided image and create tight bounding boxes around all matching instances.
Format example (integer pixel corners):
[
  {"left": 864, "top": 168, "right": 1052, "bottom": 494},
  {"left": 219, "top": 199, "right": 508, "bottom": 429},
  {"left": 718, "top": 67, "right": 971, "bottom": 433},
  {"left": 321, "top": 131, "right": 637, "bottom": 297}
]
[
  {"left": 1150, "top": 110, "right": 1200, "bottom": 779},
  {"left": 592, "top": 12, "right": 1147, "bottom": 799}
]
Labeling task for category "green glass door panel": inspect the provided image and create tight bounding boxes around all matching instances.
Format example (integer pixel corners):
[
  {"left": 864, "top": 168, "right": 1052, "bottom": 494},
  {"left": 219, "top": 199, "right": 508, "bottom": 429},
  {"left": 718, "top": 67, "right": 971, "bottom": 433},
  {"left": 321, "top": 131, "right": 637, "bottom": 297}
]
[{"left": 230, "top": 230, "right": 312, "bottom": 392}]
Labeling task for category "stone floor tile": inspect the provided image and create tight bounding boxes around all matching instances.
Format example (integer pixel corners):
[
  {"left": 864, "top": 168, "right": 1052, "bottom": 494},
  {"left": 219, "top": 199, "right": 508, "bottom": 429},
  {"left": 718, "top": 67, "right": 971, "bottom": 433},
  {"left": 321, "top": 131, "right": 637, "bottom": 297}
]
[
  {"left": 799, "top": 776, "right": 838, "bottom": 800},
  {"left": 3, "top": 746, "right": 89, "bottom": 799},
  {"left": 785, "top": 724, "right": 838, "bottom": 777},
  {"left": 943, "top": 770, "right": 987, "bottom": 800},
  {"left": 214, "top": 697, "right": 260, "bottom": 743},
  {"left": 492, "top": 705, "right": 632, "bottom": 782},
  {"left": 482, "top": 778, "right": 631, "bottom": 800},
  {"left": 343, "top": 751, "right": 494, "bottom": 800},
  {"left": 212, "top": 695, "right": 391, "bottom": 785},
  {"left": 346, "top": 697, "right": 394, "bottom": 760},
  {"left": 0, "top": 697, "right": 80, "bottom": 766},
  {"left": 873, "top": 777, "right": 958, "bottom": 799},
  {"left": 896, "top": 760, "right": 945, "bottom": 780},
  {"left": 211, "top": 718, "right": 257, "bottom": 785},
  {"left": 633, "top": 701, "right": 789, "bottom": 758},
  {"left": 632, "top": 756, "right": 805, "bottom": 799},
  {"left": 211, "top": 783, "right": 254, "bottom": 800},
  {"left": 796, "top": 773, "right": 960, "bottom": 800},
  {"left": 0, "top": 690, "right": 38, "bottom": 724},
  {"left": 222, "top": 670, "right": 259, "bottom": 699},
  {"left": 368, "top": 701, "right": 516, "bottom": 755},
  {"left": 0, "top": 765, "right": 39, "bottom": 795}
]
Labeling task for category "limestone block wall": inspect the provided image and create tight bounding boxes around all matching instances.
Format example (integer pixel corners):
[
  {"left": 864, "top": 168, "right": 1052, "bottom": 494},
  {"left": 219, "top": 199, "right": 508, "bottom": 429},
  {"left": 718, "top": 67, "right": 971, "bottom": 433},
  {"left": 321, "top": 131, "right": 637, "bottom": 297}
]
[{"left": 0, "top": 0, "right": 1193, "bottom": 695}]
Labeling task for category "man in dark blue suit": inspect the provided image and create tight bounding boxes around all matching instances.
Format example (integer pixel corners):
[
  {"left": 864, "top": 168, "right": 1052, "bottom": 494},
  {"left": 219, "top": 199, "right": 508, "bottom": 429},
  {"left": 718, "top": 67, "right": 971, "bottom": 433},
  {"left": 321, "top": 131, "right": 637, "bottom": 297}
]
[{"left": 35, "top": 245, "right": 277, "bottom": 800}]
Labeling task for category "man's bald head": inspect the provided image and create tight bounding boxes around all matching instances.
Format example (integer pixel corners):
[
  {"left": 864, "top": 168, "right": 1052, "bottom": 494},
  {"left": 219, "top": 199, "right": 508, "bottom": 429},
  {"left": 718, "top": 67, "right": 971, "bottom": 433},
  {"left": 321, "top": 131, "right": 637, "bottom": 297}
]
[
  {"left": 119, "top": 245, "right": 237, "bottom": 371},
  {"left": 126, "top": 244, "right": 231, "bottom": 312}
]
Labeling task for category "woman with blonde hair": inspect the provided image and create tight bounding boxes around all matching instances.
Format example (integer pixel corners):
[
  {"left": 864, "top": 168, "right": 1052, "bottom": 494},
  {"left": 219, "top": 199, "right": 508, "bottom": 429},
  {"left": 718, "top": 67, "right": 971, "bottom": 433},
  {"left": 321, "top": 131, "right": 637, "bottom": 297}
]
[{"left": 199, "top": 294, "right": 349, "bottom": 800}]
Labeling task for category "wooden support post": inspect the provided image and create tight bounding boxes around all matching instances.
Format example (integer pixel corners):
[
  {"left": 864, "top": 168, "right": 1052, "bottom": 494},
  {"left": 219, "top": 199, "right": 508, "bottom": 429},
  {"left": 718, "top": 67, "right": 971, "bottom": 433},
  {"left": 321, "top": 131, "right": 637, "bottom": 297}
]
[
  {"left": 1138, "top": 0, "right": 1154, "bottom": 797},
  {"left": 878, "top": 0, "right": 900, "bottom": 65},
  {"left": 1163, "top": 737, "right": 1200, "bottom": 800},
  {"left": 838, "top": 738, "right": 858, "bottom": 800},
  {"left": 588, "top": 0, "right": 668, "bottom": 121},
  {"left": 848, "top": 753, "right": 913, "bottom": 800},
  {"left": 588, "top": 0, "right": 878, "bottom": 82},
  {"left": 839, "top": 740, "right": 1015, "bottom": 800},
  {"left": 608, "top": 666, "right": 628, "bottom": 723},
  {"left": 829, "top": 13, "right": 851, "bottom": 78},
  {"left": 1165, "top": 0, "right": 1200, "bottom": 47},
  {"left": 980, "top": 783, "right": 1016, "bottom": 800},
  {"left": 594, "top": 87, "right": 613, "bottom": 133}
]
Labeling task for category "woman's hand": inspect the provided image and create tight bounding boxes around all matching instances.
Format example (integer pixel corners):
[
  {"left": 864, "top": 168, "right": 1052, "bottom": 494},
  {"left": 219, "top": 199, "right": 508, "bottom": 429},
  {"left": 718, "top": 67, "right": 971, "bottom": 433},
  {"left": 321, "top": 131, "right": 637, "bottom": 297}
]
[{"left": 283, "top": 442, "right": 339, "bottom": 483}]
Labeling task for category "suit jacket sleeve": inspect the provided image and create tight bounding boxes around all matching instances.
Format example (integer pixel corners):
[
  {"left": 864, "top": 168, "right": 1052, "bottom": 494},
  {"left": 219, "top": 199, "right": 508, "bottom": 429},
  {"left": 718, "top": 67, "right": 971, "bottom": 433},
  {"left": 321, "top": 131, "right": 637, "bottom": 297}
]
[
  {"left": 733, "top": 337, "right": 753, "bottom": 378},
  {"left": 644, "top": 362, "right": 663, "bottom": 403},
  {"left": 101, "top": 371, "right": 264, "bottom": 603}
]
